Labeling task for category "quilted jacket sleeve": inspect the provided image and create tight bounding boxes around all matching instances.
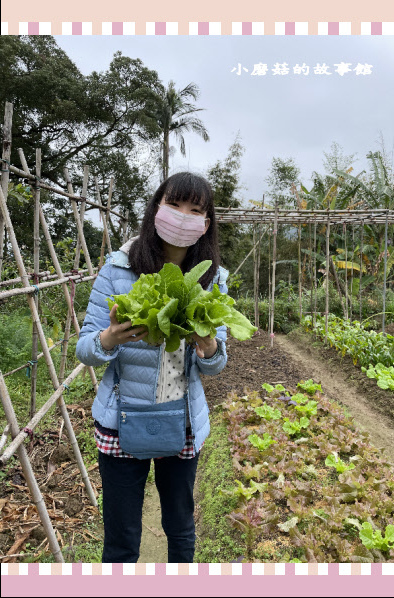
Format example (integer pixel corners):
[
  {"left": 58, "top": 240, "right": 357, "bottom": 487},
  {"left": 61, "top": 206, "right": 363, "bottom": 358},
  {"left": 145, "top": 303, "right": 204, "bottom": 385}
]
[
  {"left": 195, "top": 267, "right": 229, "bottom": 376},
  {"left": 75, "top": 261, "right": 122, "bottom": 366}
]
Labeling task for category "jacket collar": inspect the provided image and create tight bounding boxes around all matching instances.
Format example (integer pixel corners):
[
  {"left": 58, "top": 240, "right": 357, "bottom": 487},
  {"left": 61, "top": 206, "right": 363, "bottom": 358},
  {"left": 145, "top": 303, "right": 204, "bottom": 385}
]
[{"left": 105, "top": 236, "right": 229, "bottom": 285}]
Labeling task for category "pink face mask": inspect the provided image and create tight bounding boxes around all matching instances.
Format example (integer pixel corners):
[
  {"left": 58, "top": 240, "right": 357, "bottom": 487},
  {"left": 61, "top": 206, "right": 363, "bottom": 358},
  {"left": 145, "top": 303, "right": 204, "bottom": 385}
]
[{"left": 154, "top": 204, "right": 207, "bottom": 247}]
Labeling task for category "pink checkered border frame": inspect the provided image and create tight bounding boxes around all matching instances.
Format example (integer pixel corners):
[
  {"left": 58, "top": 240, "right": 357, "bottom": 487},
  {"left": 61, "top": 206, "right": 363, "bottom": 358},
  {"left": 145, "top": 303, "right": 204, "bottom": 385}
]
[
  {"left": 1, "top": 21, "right": 394, "bottom": 35},
  {"left": 2, "top": 563, "right": 394, "bottom": 575}
]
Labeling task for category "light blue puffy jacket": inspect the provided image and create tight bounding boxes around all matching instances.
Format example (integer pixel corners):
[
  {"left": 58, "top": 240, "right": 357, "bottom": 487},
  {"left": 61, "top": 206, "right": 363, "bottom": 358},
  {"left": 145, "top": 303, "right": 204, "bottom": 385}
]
[{"left": 75, "top": 250, "right": 229, "bottom": 453}]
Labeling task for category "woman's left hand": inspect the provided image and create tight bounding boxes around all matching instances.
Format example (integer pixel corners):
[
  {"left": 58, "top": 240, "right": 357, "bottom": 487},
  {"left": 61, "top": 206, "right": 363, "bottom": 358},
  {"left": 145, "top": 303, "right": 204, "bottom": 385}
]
[{"left": 191, "top": 333, "right": 218, "bottom": 359}]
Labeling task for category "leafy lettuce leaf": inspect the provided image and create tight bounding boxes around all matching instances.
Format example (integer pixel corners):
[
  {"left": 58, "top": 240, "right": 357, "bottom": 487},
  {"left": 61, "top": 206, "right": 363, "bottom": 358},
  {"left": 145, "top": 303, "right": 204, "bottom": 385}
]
[{"left": 106, "top": 259, "right": 257, "bottom": 352}]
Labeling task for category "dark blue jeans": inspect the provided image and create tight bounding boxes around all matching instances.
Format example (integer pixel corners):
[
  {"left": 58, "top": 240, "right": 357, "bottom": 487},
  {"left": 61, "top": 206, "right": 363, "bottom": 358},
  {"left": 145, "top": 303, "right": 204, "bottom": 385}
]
[{"left": 98, "top": 450, "right": 200, "bottom": 563}]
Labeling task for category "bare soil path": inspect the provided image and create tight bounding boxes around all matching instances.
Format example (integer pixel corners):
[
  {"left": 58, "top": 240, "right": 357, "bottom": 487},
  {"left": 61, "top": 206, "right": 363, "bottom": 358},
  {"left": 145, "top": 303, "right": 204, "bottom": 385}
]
[{"left": 275, "top": 329, "right": 394, "bottom": 464}]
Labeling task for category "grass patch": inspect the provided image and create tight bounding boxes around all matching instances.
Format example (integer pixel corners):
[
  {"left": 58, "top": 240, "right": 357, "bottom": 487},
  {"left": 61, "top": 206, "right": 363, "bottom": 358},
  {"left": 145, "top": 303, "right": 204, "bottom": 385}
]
[{"left": 194, "top": 411, "right": 244, "bottom": 563}]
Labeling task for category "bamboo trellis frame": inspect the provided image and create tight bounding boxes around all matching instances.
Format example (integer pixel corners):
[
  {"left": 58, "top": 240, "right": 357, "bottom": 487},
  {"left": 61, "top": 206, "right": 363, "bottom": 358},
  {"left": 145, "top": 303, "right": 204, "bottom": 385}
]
[
  {"left": 214, "top": 205, "right": 393, "bottom": 342},
  {"left": 215, "top": 207, "right": 394, "bottom": 225},
  {"left": 0, "top": 102, "right": 128, "bottom": 562}
]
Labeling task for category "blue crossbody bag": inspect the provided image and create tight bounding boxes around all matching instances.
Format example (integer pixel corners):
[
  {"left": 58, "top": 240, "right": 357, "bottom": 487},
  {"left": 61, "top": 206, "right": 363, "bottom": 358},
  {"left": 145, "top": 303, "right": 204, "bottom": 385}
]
[
  {"left": 117, "top": 395, "right": 187, "bottom": 459},
  {"left": 113, "top": 360, "right": 187, "bottom": 459}
]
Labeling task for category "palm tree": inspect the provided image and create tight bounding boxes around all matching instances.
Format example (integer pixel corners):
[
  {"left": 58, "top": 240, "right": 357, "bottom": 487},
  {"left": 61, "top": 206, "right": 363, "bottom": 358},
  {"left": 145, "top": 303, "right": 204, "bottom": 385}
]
[{"left": 151, "top": 81, "right": 210, "bottom": 181}]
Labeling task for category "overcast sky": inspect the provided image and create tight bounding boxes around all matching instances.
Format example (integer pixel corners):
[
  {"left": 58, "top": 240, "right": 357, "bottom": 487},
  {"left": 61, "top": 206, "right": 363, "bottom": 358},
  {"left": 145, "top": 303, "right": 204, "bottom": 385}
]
[{"left": 54, "top": 35, "right": 394, "bottom": 224}]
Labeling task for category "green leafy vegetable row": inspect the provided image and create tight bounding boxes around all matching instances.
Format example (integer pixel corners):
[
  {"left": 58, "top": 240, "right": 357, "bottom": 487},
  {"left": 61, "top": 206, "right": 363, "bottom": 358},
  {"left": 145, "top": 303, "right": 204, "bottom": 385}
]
[
  {"left": 106, "top": 260, "right": 257, "bottom": 352},
  {"left": 302, "top": 314, "right": 394, "bottom": 392},
  {"left": 302, "top": 314, "right": 394, "bottom": 369},
  {"left": 219, "top": 379, "right": 394, "bottom": 562}
]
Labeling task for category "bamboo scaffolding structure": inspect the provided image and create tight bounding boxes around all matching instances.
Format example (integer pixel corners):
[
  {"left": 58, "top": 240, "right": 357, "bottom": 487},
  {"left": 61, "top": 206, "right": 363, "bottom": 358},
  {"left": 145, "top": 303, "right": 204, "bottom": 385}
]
[
  {"left": 30, "top": 148, "right": 42, "bottom": 419},
  {"left": 298, "top": 221, "right": 302, "bottom": 323},
  {"left": 231, "top": 237, "right": 261, "bottom": 278},
  {"left": 59, "top": 167, "right": 89, "bottom": 385},
  {"left": 253, "top": 225, "right": 256, "bottom": 326},
  {"left": 123, "top": 209, "right": 130, "bottom": 243},
  {"left": 313, "top": 221, "right": 317, "bottom": 331},
  {"left": 0, "top": 183, "right": 97, "bottom": 509},
  {"left": 359, "top": 222, "right": 364, "bottom": 322},
  {"left": 0, "top": 267, "right": 96, "bottom": 288},
  {"left": 64, "top": 168, "right": 95, "bottom": 277},
  {"left": 344, "top": 224, "right": 349, "bottom": 320},
  {"left": 253, "top": 223, "right": 263, "bottom": 329},
  {"left": 329, "top": 254, "right": 346, "bottom": 318},
  {"left": 325, "top": 212, "right": 330, "bottom": 343},
  {"left": 215, "top": 207, "right": 394, "bottom": 225},
  {"left": 268, "top": 225, "right": 271, "bottom": 333},
  {"left": 3, "top": 334, "right": 78, "bottom": 377},
  {"left": 270, "top": 204, "right": 279, "bottom": 348},
  {"left": 309, "top": 220, "right": 313, "bottom": 325},
  {"left": 0, "top": 373, "right": 64, "bottom": 562},
  {"left": 73, "top": 165, "right": 89, "bottom": 271},
  {"left": 98, "top": 177, "right": 114, "bottom": 268},
  {"left": 0, "top": 362, "right": 86, "bottom": 464},
  {"left": 0, "top": 102, "right": 13, "bottom": 279},
  {"left": 382, "top": 211, "right": 389, "bottom": 334},
  {"left": 5, "top": 162, "right": 124, "bottom": 220},
  {"left": 0, "top": 273, "right": 96, "bottom": 300},
  {"left": 350, "top": 226, "right": 355, "bottom": 323},
  {"left": 95, "top": 177, "right": 112, "bottom": 262},
  {"left": 6, "top": 150, "right": 97, "bottom": 393}
]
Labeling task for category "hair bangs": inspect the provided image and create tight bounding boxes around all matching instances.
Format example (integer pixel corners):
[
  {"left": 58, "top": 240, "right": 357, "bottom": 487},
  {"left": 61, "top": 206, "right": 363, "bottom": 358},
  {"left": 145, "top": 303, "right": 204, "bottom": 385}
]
[{"left": 163, "top": 173, "right": 210, "bottom": 212}]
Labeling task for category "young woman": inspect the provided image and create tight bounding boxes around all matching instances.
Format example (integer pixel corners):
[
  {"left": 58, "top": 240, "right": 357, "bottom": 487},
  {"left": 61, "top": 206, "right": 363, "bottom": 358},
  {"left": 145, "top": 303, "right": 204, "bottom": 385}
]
[{"left": 76, "top": 171, "right": 229, "bottom": 563}]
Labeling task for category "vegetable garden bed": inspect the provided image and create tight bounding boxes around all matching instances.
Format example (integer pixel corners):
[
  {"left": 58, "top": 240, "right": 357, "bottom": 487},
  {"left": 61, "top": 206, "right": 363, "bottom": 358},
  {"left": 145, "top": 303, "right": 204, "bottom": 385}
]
[
  {"left": 2, "top": 330, "right": 394, "bottom": 563},
  {"left": 203, "top": 381, "right": 394, "bottom": 562}
]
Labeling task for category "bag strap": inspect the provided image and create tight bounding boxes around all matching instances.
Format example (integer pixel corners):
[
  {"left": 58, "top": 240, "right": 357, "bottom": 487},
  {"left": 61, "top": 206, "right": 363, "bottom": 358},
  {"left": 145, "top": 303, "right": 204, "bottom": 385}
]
[{"left": 113, "top": 358, "right": 120, "bottom": 385}]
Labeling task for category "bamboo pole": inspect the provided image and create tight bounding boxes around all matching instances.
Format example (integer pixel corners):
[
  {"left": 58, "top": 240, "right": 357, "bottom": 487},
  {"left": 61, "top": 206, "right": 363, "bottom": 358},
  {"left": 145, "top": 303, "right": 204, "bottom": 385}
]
[
  {"left": 0, "top": 424, "right": 10, "bottom": 453},
  {"left": 325, "top": 211, "right": 330, "bottom": 343},
  {"left": 0, "top": 183, "right": 97, "bottom": 508},
  {"left": 0, "top": 102, "right": 13, "bottom": 279},
  {"left": 0, "top": 373, "right": 64, "bottom": 562},
  {"left": 231, "top": 237, "right": 261, "bottom": 278},
  {"left": 6, "top": 162, "right": 124, "bottom": 220},
  {"left": 30, "top": 148, "right": 41, "bottom": 419},
  {"left": 122, "top": 209, "right": 129, "bottom": 244},
  {"left": 329, "top": 255, "right": 346, "bottom": 317},
  {"left": 0, "top": 362, "right": 86, "bottom": 464},
  {"left": 313, "top": 221, "right": 317, "bottom": 331},
  {"left": 0, "top": 274, "right": 96, "bottom": 300},
  {"left": 253, "top": 224, "right": 257, "bottom": 327},
  {"left": 309, "top": 220, "right": 313, "bottom": 325},
  {"left": 270, "top": 203, "right": 279, "bottom": 348},
  {"left": 267, "top": 225, "right": 271, "bottom": 333},
  {"left": 382, "top": 211, "right": 389, "bottom": 334},
  {"left": 350, "top": 225, "right": 355, "bottom": 323},
  {"left": 99, "top": 177, "right": 114, "bottom": 269},
  {"left": 3, "top": 334, "right": 78, "bottom": 377},
  {"left": 359, "top": 221, "right": 364, "bottom": 322},
  {"left": 95, "top": 177, "right": 112, "bottom": 269},
  {"left": 257, "top": 223, "right": 262, "bottom": 328},
  {"left": 298, "top": 223, "right": 302, "bottom": 323},
  {"left": 73, "top": 165, "right": 89, "bottom": 271},
  {"left": 253, "top": 223, "right": 263, "bottom": 329},
  {"left": 59, "top": 166, "right": 89, "bottom": 385},
  {"left": 64, "top": 168, "right": 95, "bottom": 277},
  {"left": 344, "top": 224, "right": 349, "bottom": 320},
  {"left": 0, "top": 267, "right": 95, "bottom": 288}
]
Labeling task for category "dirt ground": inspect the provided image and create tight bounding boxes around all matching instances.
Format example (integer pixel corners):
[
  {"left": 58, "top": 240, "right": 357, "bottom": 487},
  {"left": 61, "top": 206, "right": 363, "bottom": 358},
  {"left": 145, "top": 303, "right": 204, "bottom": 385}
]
[
  {"left": 2, "top": 327, "right": 394, "bottom": 563},
  {"left": 201, "top": 329, "right": 394, "bottom": 464}
]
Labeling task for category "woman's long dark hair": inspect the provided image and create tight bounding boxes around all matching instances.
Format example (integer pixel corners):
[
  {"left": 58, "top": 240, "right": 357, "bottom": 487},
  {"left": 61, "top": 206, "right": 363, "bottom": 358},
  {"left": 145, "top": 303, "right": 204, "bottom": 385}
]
[{"left": 128, "top": 172, "right": 220, "bottom": 289}]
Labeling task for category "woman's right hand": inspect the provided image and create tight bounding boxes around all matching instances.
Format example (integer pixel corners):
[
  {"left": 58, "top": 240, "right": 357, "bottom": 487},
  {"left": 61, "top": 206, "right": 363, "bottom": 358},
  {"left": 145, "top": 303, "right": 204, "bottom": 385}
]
[{"left": 100, "top": 304, "right": 148, "bottom": 351}]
